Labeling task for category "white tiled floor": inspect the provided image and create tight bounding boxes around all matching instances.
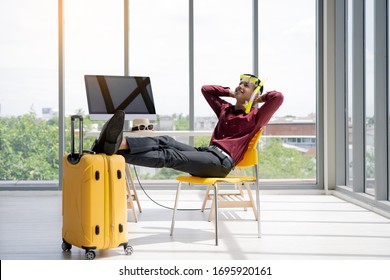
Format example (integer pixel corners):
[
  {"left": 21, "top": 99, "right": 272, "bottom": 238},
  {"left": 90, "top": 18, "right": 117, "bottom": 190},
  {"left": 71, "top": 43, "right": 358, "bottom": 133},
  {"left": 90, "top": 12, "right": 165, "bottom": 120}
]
[{"left": 1, "top": 190, "right": 390, "bottom": 260}]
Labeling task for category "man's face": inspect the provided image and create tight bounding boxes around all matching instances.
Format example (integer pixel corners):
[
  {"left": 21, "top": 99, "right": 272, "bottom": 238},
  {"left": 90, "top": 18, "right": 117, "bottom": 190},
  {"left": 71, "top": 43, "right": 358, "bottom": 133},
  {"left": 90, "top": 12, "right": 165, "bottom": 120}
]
[{"left": 234, "top": 80, "right": 255, "bottom": 102}]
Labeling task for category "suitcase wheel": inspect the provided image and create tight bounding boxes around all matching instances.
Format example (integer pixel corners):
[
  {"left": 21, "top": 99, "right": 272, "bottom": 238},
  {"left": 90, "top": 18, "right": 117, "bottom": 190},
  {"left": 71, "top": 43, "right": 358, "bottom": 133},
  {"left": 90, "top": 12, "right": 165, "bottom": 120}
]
[
  {"left": 61, "top": 241, "right": 72, "bottom": 252},
  {"left": 124, "top": 244, "right": 134, "bottom": 255},
  {"left": 85, "top": 250, "right": 96, "bottom": 260}
]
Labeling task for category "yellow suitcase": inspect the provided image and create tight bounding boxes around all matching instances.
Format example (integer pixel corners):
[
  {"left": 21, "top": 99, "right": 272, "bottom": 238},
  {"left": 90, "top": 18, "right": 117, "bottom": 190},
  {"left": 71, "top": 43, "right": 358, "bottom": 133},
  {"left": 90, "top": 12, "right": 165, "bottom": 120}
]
[{"left": 61, "top": 115, "right": 133, "bottom": 260}]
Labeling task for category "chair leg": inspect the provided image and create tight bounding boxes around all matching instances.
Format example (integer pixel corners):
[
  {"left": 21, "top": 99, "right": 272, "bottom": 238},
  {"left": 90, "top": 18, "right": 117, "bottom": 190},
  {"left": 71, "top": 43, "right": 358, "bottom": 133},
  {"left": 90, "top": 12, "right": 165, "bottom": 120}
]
[
  {"left": 255, "top": 166, "right": 261, "bottom": 238},
  {"left": 207, "top": 183, "right": 218, "bottom": 222},
  {"left": 245, "top": 182, "right": 258, "bottom": 220},
  {"left": 201, "top": 184, "right": 211, "bottom": 212},
  {"left": 170, "top": 182, "right": 182, "bottom": 236},
  {"left": 213, "top": 184, "right": 219, "bottom": 246}
]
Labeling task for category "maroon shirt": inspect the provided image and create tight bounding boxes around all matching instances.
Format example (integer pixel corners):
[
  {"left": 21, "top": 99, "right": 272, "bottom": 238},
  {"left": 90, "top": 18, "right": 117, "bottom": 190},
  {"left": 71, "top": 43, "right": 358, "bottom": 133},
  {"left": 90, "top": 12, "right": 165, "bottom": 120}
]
[{"left": 202, "top": 85, "right": 284, "bottom": 164}]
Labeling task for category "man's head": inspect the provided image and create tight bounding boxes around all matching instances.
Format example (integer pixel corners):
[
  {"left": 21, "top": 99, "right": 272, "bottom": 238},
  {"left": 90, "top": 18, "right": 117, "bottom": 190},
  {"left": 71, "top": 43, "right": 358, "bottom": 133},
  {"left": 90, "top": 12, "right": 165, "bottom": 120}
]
[
  {"left": 240, "top": 74, "right": 263, "bottom": 94},
  {"left": 234, "top": 74, "right": 263, "bottom": 103}
]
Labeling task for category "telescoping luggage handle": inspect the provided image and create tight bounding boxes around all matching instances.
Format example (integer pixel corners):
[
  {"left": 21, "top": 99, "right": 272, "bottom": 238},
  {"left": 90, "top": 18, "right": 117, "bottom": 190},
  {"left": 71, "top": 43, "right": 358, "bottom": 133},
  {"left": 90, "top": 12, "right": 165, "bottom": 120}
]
[
  {"left": 71, "top": 115, "right": 83, "bottom": 155},
  {"left": 68, "top": 115, "right": 84, "bottom": 164}
]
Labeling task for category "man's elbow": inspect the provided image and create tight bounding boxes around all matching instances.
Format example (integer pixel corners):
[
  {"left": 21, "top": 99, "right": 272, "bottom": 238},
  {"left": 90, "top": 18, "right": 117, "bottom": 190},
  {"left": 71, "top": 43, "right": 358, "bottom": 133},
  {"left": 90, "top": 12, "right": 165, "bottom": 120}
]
[
  {"left": 201, "top": 85, "right": 211, "bottom": 94},
  {"left": 267, "top": 91, "right": 284, "bottom": 106}
]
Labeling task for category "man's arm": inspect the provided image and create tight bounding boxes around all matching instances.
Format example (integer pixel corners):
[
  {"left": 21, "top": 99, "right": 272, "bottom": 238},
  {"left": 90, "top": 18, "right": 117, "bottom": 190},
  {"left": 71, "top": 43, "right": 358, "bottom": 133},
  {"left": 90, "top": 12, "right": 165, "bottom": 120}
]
[
  {"left": 253, "top": 91, "right": 284, "bottom": 129},
  {"left": 228, "top": 88, "right": 236, "bottom": 98},
  {"left": 201, "top": 85, "right": 231, "bottom": 117},
  {"left": 252, "top": 94, "right": 264, "bottom": 106}
]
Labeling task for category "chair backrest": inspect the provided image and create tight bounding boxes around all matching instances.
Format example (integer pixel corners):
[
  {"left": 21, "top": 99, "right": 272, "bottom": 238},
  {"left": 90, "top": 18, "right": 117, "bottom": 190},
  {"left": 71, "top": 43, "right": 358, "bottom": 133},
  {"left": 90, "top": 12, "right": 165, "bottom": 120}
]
[{"left": 235, "top": 129, "right": 263, "bottom": 168}]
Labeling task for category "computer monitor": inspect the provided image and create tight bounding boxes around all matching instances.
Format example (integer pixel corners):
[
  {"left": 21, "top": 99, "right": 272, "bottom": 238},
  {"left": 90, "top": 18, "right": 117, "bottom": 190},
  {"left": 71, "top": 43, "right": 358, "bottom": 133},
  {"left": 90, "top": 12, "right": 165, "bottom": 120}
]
[{"left": 85, "top": 75, "right": 157, "bottom": 121}]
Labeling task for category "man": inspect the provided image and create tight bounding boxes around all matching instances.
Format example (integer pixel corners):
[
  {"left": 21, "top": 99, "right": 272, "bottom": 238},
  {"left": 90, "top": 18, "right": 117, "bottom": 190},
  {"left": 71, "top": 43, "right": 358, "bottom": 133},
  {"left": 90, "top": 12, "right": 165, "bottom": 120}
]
[{"left": 91, "top": 74, "right": 283, "bottom": 177}]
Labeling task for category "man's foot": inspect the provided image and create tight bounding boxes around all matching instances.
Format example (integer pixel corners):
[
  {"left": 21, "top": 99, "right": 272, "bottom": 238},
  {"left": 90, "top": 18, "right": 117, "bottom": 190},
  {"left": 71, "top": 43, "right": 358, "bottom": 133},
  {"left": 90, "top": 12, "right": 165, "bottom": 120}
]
[{"left": 91, "top": 110, "right": 125, "bottom": 155}]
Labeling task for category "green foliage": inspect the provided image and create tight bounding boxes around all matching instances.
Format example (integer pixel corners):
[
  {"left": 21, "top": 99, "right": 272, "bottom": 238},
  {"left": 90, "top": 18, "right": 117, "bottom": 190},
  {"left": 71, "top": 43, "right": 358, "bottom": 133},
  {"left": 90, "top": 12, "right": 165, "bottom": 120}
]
[
  {"left": 128, "top": 166, "right": 185, "bottom": 180},
  {"left": 259, "top": 138, "right": 316, "bottom": 179},
  {"left": 0, "top": 113, "right": 102, "bottom": 180},
  {"left": 194, "top": 136, "right": 211, "bottom": 147},
  {"left": 0, "top": 113, "right": 59, "bottom": 180},
  {"left": 0, "top": 113, "right": 317, "bottom": 181},
  {"left": 150, "top": 168, "right": 185, "bottom": 179},
  {"left": 174, "top": 114, "right": 189, "bottom": 130},
  {"left": 365, "top": 148, "right": 375, "bottom": 179},
  {"left": 63, "top": 115, "right": 103, "bottom": 154}
]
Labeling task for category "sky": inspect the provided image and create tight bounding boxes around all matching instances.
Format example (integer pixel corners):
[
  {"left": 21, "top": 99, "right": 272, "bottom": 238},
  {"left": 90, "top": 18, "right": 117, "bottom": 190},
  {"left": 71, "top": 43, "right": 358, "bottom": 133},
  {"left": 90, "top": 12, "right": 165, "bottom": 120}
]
[{"left": 0, "top": 0, "right": 317, "bottom": 118}]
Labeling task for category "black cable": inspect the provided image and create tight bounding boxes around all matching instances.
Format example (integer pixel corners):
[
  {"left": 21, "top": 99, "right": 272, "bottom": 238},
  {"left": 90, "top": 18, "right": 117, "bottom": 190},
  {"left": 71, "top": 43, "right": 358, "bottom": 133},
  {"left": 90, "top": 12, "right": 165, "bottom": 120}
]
[{"left": 133, "top": 166, "right": 210, "bottom": 211}]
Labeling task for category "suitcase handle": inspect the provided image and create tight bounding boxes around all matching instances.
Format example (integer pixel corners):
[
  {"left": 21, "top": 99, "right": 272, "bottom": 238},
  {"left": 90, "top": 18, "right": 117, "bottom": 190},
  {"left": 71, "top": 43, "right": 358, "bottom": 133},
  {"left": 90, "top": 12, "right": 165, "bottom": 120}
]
[
  {"left": 68, "top": 115, "right": 96, "bottom": 164},
  {"left": 69, "top": 115, "right": 84, "bottom": 163}
]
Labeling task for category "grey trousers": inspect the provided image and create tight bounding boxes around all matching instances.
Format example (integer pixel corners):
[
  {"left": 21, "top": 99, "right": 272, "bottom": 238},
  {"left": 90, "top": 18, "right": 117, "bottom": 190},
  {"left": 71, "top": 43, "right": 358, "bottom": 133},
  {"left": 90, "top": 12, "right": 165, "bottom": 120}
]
[{"left": 118, "top": 135, "right": 233, "bottom": 177}]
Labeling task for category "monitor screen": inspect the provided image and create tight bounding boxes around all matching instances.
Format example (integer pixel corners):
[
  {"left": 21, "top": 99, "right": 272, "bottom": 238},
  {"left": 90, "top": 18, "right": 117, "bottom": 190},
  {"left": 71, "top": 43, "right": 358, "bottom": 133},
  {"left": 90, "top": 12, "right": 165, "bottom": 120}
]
[{"left": 85, "top": 75, "right": 157, "bottom": 120}]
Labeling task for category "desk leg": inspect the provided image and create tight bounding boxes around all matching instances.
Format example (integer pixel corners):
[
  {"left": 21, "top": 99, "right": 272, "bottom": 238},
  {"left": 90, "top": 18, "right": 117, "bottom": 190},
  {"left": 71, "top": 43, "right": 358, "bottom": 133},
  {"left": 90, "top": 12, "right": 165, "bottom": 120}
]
[{"left": 125, "top": 164, "right": 142, "bottom": 222}]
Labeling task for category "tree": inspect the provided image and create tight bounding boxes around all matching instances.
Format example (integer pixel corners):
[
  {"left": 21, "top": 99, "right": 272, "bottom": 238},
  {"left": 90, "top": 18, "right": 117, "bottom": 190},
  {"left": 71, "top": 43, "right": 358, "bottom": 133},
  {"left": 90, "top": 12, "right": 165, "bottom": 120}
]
[
  {"left": 194, "top": 136, "right": 211, "bottom": 147},
  {"left": 0, "top": 113, "right": 59, "bottom": 180},
  {"left": 0, "top": 113, "right": 104, "bottom": 180},
  {"left": 0, "top": 113, "right": 317, "bottom": 181},
  {"left": 258, "top": 138, "right": 316, "bottom": 179},
  {"left": 175, "top": 114, "right": 189, "bottom": 130},
  {"left": 64, "top": 115, "right": 103, "bottom": 154}
]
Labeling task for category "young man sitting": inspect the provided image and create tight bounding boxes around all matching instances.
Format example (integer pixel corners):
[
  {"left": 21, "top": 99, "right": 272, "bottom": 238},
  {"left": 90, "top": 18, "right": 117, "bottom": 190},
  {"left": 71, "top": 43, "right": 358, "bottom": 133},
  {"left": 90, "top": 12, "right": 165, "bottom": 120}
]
[{"left": 91, "top": 74, "right": 283, "bottom": 177}]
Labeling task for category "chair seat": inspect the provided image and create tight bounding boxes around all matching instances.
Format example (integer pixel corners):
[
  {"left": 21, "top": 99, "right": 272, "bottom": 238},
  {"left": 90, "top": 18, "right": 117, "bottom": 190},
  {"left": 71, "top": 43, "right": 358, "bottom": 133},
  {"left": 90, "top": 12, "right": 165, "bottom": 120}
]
[{"left": 176, "top": 175, "right": 257, "bottom": 184}]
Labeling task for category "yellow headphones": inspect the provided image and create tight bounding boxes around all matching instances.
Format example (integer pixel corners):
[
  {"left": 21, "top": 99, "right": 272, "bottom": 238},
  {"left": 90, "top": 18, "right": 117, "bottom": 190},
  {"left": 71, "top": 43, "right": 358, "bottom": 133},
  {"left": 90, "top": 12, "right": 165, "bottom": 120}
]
[{"left": 240, "top": 74, "right": 265, "bottom": 113}]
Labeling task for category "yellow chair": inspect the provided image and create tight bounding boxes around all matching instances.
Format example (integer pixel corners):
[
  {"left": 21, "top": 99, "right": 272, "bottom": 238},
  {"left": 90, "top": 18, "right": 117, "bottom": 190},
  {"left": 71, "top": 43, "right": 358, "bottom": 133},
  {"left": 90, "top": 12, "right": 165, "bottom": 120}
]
[{"left": 170, "top": 129, "right": 263, "bottom": 246}]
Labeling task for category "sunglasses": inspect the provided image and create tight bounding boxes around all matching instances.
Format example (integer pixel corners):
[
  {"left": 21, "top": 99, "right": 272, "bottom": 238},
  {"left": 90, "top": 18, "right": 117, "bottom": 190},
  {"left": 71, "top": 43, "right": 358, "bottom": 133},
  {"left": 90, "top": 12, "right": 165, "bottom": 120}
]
[{"left": 131, "top": 124, "right": 154, "bottom": 131}]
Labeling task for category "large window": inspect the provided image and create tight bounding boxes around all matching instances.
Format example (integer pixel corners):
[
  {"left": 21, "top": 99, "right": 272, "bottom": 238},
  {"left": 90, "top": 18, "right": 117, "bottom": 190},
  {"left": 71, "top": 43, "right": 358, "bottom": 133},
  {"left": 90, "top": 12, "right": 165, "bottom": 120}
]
[
  {"left": 62, "top": 0, "right": 124, "bottom": 166},
  {"left": 258, "top": 0, "right": 317, "bottom": 183},
  {"left": 129, "top": 0, "right": 189, "bottom": 179},
  {"left": 129, "top": 0, "right": 188, "bottom": 119},
  {"left": 388, "top": 0, "right": 390, "bottom": 201},
  {"left": 64, "top": 0, "right": 123, "bottom": 116},
  {"left": 340, "top": 0, "right": 390, "bottom": 204},
  {"left": 364, "top": 0, "right": 375, "bottom": 196},
  {"left": 347, "top": 0, "right": 353, "bottom": 187},
  {"left": 194, "top": 0, "right": 252, "bottom": 116},
  {"left": 0, "top": 0, "right": 58, "bottom": 180},
  {"left": 0, "top": 0, "right": 319, "bottom": 187}
]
